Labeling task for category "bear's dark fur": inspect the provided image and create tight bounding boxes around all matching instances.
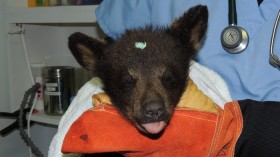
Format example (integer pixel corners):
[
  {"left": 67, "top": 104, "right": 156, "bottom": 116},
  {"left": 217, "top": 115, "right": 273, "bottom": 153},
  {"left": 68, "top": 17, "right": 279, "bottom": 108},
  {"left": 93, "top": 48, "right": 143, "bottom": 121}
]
[{"left": 68, "top": 5, "right": 208, "bottom": 136}]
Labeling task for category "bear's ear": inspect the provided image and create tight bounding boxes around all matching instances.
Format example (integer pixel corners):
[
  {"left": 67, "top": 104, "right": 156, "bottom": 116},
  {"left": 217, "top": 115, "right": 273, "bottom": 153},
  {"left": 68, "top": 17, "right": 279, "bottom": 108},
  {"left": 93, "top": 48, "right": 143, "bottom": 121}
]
[
  {"left": 169, "top": 5, "right": 208, "bottom": 51},
  {"left": 68, "top": 32, "right": 106, "bottom": 72}
]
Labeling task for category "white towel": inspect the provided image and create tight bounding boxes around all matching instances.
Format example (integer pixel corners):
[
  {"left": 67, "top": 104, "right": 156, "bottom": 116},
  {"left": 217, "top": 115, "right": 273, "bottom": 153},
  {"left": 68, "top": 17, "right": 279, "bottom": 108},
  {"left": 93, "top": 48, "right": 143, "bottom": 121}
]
[
  {"left": 48, "top": 61, "right": 232, "bottom": 157},
  {"left": 48, "top": 77, "right": 104, "bottom": 157},
  {"left": 189, "top": 61, "right": 232, "bottom": 109}
]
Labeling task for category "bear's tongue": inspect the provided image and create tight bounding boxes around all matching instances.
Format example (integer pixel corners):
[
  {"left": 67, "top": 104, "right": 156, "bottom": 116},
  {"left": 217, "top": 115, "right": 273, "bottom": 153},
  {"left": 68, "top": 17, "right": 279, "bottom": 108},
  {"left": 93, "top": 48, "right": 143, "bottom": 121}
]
[{"left": 142, "top": 121, "right": 166, "bottom": 134}]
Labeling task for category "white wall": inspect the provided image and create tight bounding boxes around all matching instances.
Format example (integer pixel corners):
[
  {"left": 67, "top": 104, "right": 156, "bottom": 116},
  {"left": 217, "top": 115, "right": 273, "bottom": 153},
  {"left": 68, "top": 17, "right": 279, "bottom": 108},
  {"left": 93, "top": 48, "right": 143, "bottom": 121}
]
[
  {"left": 0, "top": 0, "right": 24, "bottom": 155},
  {"left": 1, "top": 0, "right": 105, "bottom": 156},
  {"left": 0, "top": 1, "right": 47, "bottom": 156},
  {"left": 0, "top": 0, "right": 10, "bottom": 112},
  {"left": 0, "top": 2, "right": 56, "bottom": 156}
]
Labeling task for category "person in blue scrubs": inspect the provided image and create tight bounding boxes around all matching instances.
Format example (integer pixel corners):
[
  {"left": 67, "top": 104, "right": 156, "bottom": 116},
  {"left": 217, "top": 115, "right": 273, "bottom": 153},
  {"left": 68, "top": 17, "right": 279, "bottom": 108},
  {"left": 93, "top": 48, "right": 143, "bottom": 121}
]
[{"left": 95, "top": 0, "right": 280, "bottom": 101}]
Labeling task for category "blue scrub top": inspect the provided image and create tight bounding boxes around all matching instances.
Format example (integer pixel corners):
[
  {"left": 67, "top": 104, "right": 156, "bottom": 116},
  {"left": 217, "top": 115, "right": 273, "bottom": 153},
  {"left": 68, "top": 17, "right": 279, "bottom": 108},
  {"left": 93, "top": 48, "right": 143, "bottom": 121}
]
[{"left": 95, "top": 0, "right": 280, "bottom": 101}]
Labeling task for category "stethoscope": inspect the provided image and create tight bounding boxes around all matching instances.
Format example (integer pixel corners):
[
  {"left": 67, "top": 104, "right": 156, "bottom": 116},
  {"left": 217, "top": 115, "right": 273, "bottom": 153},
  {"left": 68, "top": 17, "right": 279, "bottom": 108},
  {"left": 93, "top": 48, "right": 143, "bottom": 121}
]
[
  {"left": 221, "top": 0, "right": 280, "bottom": 69},
  {"left": 221, "top": 0, "right": 249, "bottom": 54}
]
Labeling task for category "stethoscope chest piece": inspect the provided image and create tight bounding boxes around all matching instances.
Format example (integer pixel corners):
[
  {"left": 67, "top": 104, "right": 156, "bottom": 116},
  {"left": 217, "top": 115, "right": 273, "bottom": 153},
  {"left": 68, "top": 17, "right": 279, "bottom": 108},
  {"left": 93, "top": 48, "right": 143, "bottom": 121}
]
[{"left": 221, "top": 25, "right": 249, "bottom": 54}]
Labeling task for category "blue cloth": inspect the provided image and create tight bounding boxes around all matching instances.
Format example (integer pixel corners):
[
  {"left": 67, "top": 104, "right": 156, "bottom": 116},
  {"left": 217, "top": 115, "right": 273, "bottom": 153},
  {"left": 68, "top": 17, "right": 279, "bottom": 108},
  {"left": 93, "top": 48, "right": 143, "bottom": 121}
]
[{"left": 95, "top": 0, "right": 280, "bottom": 101}]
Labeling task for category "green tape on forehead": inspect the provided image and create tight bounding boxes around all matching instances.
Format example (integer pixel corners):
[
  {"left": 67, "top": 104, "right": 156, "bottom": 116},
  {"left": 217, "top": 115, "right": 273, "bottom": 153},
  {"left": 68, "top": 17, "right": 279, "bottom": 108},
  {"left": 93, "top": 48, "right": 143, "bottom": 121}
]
[{"left": 135, "top": 42, "right": 147, "bottom": 49}]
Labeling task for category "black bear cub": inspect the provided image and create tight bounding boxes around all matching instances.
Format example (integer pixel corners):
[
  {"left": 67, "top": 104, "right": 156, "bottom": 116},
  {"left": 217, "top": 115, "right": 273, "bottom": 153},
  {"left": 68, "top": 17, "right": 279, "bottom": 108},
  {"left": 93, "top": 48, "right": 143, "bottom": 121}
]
[{"left": 69, "top": 5, "right": 208, "bottom": 136}]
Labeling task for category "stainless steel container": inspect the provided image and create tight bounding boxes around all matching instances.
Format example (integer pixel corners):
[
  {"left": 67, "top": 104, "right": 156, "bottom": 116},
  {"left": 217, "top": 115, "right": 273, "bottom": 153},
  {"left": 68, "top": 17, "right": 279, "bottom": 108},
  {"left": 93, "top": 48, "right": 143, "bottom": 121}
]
[{"left": 43, "top": 66, "right": 75, "bottom": 115}]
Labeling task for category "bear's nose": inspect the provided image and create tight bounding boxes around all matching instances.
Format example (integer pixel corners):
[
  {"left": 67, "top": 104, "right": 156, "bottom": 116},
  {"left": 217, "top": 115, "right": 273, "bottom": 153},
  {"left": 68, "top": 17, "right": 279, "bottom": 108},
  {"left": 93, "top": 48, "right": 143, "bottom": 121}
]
[{"left": 144, "top": 101, "right": 164, "bottom": 119}]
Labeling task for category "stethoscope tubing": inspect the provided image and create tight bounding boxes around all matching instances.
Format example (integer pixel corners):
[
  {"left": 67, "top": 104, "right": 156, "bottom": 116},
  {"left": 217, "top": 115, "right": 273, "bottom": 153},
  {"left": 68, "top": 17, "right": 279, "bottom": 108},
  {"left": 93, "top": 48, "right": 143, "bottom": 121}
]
[
  {"left": 269, "top": 9, "right": 280, "bottom": 69},
  {"left": 270, "top": 10, "right": 280, "bottom": 59}
]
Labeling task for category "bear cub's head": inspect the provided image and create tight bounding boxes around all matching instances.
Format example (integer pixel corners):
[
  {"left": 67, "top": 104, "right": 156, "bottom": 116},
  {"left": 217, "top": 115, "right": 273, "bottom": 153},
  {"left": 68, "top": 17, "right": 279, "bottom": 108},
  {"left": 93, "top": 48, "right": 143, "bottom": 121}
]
[{"left": 69, "top": 5, "right": 208, "bottom": 136}]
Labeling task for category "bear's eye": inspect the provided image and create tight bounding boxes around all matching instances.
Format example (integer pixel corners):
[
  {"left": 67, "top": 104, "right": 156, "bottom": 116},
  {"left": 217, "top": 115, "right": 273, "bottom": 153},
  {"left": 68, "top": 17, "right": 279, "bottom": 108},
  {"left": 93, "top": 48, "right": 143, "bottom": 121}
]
[
  {"left": 121, "top": 75, "right": 136, "bottom": 89},
  {"left": 161, "top": 74, "right": 176, "bottom": 88}
]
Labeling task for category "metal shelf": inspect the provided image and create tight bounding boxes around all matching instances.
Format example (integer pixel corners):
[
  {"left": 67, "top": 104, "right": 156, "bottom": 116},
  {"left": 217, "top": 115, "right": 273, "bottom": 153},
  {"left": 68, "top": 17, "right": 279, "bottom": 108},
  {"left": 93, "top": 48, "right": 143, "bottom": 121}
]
[
  {"left": 30, "top": 110, "right": 61, "bottom": 126},
  {"left": 7, "top": 5, "right": 98, "bottom": 23}
]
